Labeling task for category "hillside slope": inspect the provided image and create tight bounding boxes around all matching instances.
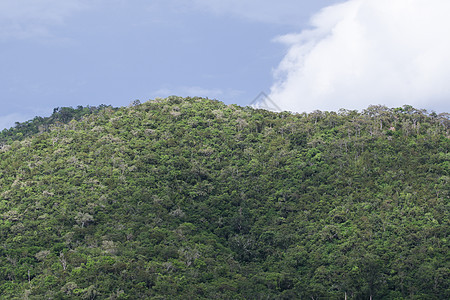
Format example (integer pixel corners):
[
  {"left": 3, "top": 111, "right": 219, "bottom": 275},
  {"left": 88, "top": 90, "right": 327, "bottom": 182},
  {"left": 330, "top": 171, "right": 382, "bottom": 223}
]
[
  {"left": 0, "top": 97, "right": 448, "bottom": 299},
  {"left": 0, "top": 105, "right": 115, "bottom": 144}
]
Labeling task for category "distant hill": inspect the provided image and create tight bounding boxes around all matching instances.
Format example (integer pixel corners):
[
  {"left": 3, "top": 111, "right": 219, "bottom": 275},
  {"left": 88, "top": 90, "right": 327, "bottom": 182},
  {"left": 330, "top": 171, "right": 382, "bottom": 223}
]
[{"left": 0, "top": 97, "right": 448, "bottom": 299}]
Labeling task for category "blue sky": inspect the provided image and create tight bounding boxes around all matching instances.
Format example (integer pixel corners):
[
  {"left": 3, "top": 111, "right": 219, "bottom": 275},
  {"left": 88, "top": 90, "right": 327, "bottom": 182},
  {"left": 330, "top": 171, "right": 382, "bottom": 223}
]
[{"left": 1, "top": 0, "right": 449, "bottom": 130}]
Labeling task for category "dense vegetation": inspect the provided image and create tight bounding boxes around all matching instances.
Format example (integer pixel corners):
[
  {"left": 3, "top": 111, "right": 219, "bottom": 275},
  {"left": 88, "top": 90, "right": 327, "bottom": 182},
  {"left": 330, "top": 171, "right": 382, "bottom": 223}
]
[
  {"left": 0, "top": 97, "right": 448, "bottom": 299},
  {"left": 0, "top": 105, "right": 114, "bottom": 144}
]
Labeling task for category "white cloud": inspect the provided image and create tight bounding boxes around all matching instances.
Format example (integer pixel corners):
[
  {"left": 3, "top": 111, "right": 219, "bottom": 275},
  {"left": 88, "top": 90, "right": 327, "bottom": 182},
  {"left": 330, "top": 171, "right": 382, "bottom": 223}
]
[
  {"left": 269, "top": 0, "right": 450, "bottom": 112},
  {"left": 0, "top": 0, "right": 88, "bottom": 39}
]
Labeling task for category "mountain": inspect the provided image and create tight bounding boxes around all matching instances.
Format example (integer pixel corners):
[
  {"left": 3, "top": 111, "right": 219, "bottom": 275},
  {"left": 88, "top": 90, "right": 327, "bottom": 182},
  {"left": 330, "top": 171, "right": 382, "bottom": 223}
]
[{"left": 0, "top": 97, "right": 448, "bottom": 299}]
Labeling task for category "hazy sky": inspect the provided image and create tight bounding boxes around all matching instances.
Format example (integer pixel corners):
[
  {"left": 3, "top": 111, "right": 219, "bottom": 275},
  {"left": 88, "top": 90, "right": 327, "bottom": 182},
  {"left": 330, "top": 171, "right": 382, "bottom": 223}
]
[{"left": 1, "top": 0, "right": 449, "bottom": 130}]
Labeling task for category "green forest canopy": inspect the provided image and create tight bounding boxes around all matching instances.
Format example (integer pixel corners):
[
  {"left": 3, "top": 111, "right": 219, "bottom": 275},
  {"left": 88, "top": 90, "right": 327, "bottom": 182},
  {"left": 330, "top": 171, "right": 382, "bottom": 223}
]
[
  {"left": 0, "top": 105, "right": 115, "bottom": 144},
  {"left": 0, "top": 97, "right": 448, "bottom": 299}
]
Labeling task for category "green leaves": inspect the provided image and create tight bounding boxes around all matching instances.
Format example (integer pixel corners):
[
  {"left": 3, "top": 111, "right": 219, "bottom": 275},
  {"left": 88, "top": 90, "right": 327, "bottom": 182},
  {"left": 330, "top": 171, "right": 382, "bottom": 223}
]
[{"left": 0, "top": 97, "right": 448, "bottom": 298}]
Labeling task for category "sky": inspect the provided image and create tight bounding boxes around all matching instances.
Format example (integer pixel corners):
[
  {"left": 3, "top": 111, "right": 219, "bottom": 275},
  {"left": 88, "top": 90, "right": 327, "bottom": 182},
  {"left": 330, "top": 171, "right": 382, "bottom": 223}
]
[{"left": 1, "top": 0, "right": 449, "bottom": 130}]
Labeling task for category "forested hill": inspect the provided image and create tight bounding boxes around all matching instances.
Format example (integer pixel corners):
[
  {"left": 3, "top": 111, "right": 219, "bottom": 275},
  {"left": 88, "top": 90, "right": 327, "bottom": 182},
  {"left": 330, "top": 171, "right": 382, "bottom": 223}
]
[
  {"left": 0, "top": 104, "right": 115, "bottom": 144},
  {"left": 0, "top": 97, "right": 448, "bottom": 299}
]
